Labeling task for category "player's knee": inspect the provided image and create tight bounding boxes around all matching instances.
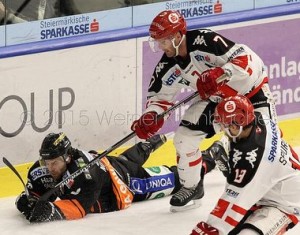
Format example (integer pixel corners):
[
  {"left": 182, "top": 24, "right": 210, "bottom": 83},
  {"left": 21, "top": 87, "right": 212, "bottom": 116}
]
[{"left": 173, "top": 127, "right": 205, "bottom": 153}]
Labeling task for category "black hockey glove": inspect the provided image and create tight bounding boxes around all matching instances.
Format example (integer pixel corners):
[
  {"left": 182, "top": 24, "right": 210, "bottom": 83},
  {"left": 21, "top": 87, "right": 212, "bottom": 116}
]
[
  {"left": 207, "top": 141, "right": 230, "bottom": 177},
  {"left": 29, "top": 200, "right": 65, "bottom": 223},
  {"left": 15, "top": 191, "right": 39, "bottom": 220},
  {"left": 202, "top": 150, "right": 217, "bottom": 174}
]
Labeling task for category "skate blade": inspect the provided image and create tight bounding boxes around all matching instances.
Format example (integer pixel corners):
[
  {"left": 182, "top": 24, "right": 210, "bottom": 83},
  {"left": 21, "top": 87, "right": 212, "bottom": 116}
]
[{"left": 170, "top": 199, "right": 202, "bottom": 213}]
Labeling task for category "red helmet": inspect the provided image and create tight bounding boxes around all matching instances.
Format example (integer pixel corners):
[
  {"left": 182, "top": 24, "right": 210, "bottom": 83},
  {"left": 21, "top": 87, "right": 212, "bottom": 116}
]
[
  {"left": 214, "top": 95, "right": 255, "bottom": 127},
  {"left": 149, "top": 10, "right": 187, "bottom": 40}
]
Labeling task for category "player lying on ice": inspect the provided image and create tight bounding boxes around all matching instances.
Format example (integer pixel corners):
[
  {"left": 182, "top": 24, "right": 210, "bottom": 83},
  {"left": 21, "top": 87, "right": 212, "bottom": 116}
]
[
  {"left": 15, "top": 132, "right": 217, "bottom": 223},
  {"left": 190, "top": 95, "right": 300, "bottom": 235}
]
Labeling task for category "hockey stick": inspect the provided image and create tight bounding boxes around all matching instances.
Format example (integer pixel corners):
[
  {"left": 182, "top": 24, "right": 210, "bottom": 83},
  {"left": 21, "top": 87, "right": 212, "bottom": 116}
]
[
  {"left": 38, "top": 91, "right": 199, "bottom": 201},
  {"left": 2, "top": 157, "right": 29, "bottom": 195}
]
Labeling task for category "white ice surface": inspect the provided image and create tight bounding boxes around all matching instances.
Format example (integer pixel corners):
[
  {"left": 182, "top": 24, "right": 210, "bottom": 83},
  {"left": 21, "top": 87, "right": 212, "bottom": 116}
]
[{"left": 1, "top": 169, "right": 300, "bottom": 235}]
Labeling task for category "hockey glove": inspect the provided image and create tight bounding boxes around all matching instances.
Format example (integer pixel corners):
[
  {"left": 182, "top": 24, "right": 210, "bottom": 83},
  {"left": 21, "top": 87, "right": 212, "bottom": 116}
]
[
  {"left": 131, "top": 112, "right": 164, "bottom": 139},
  {"left": 202, "top": 150, "right": 217, "bottom": 174},
  {"left": 15, "top": 191, "right": 39, "bottom": 220},
  {"left": 191, "top": 221, "right": 219, "bottom": 235},
  {"left": 29, "top": 200, "right": 65, "bottom": 223},
  {"left": 196, "top": 67, "right": 225, "bottom": 100},
  {"left": 207, "top": 141, "right": 230, "bottom": 177}
]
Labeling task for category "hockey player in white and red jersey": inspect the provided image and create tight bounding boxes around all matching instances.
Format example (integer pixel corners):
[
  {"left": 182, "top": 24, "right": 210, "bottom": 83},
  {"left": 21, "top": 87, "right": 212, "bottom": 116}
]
[
  {"left": 191, "top": 95, "right": 300, "bottom": 235},
  {"left": 131, "top": 10, "right": 277, "bottom": 212}
]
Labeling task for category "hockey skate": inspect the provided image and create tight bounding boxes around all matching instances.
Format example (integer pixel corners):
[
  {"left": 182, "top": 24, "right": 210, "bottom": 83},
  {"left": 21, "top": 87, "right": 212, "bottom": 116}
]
[
  {"left": 170, "top": 178, "right": 204, "bottom": 212},
  {"left": 141, "top": 134, "right": 167, "bottom": 155}
]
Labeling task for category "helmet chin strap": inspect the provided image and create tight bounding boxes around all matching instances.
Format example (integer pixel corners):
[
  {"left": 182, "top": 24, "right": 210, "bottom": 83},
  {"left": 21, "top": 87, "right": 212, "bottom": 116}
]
[
  {"left": 224, "top": 126, "right": 243, "bottom": 143},
  {"left": 171, "top": 34, "right": 185, "bottom": 56}
]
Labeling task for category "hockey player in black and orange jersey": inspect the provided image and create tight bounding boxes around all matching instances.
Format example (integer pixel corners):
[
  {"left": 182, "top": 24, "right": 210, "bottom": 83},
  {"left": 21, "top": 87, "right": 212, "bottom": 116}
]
[
  {"left": 15, "top": 132, "right": 216, "bottom": 222},
  {"left": 130, "top": 10, "right": 278, "bottom": 212},
  {"left": 191, "top": 95, "right": 300, "bottom": 235}
]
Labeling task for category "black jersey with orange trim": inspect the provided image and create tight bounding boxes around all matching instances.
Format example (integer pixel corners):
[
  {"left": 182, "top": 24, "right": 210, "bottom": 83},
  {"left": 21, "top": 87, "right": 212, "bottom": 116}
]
[{"left": 23, "top": 150, "right": 129, "bottom": 219}]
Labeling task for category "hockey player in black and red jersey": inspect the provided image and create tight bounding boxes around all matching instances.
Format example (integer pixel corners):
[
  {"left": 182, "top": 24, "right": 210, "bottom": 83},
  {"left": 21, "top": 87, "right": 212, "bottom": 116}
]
[
  {"left": 130, "top": 10, "right": 278, "bottom": 212},
  {"left": 15, "top": 132, "right": 216, "bottom": 222},
  {"left": 191, "top": 95, "right": 300, "bottom": 235}
]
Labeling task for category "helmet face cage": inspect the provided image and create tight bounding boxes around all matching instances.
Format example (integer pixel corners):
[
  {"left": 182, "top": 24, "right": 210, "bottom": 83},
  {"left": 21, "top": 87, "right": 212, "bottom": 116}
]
[
  {"left": 149, "top": 10, "right": 187, "bottom": 41},
  {"left": 39, "top": 133, "right": 71, "bottom": 161},
  {"left": 214, "top": 95, "right": 255, "bottom": 127}
]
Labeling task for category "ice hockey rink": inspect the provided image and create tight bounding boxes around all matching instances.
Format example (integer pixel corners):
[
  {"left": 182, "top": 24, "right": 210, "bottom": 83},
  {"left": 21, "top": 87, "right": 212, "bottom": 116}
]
[
  {"left": 1, "top": 152, "right": 300, "bottom": 235},
  {"left": 1, "top": 5, "right": 300, "bottom": 234}
]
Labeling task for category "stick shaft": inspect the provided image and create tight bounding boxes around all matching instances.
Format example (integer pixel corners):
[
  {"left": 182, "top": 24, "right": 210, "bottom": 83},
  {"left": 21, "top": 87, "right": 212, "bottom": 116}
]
[
  {"left": 39, "top": 91, "right": 199, "bottom": 201},
  {"left": 2, "top": 157, "right": 29, "bottom": 195}
]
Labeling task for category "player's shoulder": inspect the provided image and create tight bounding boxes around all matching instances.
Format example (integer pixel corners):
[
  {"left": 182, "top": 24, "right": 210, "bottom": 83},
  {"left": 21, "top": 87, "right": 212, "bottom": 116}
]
[
  {"left": 71, "top": 149, "right": 95, "bottom": 166},
  {"left": 187, "top": 29, "right": 235, "bottom": 55},
  {"left": 187, "top": 28, "right": 216, "bottom": 37},
  {"left": 149, "top": 54, "right": 177, "bottom": 92},
  {"left": 28, "top": 160, "right": 51, "bottom": 181},
  {"left": 186, "top": 29, "right": 219, "bottom": 45},
  {"left": 153, "top": 54, "right": 177, "bottom": 77}
]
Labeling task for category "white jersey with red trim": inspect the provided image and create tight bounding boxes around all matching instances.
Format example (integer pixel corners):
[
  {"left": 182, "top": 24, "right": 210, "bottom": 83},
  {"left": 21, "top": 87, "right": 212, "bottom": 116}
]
[
  {"left": 206, "top": 113, "right": 300, "bottom": 235},
  {"left": 146, "top": 29, "right": 267, "bottom": 114}
]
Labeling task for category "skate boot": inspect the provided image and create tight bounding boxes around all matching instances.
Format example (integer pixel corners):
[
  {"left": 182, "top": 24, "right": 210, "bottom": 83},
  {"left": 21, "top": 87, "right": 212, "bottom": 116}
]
[
  {"left": 140, "top": 134, "right": 167, "bottom": 155},
  {"left": 170, "top": 178, "right": 204, "bottom": 212}
]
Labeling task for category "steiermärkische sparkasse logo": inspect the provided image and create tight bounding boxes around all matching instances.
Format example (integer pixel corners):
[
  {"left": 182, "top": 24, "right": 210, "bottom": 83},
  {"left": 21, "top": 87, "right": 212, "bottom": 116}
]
[
  {"left": 165, "top": 0, "right": 223, "bottom": 18},
  {"left": 40, "top": 15, "right": 99, "bottom": 40}
]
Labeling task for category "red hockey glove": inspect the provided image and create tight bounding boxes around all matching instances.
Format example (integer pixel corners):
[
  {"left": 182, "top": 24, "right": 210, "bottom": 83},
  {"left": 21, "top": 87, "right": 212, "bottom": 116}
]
[
  {"left": 190, "top": 221, "right": 219, "bottom": 235},
  {"left": 196, "top": 67, "right": 225, "bottom": 100},
  {"left": 131, "top": 112, "right": 164, "bottom": 139}
]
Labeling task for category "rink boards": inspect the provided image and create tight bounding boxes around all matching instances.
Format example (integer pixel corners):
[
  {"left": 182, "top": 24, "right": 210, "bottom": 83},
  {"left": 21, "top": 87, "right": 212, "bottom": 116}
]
[{"left": 1, "top": 8, "right": 300, "bottom": 199}]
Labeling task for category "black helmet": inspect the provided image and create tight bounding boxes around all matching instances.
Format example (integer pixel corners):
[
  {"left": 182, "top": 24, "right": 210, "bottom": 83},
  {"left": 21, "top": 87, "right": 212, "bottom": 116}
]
[{"left": 39, "top": 133, "right": 71, "bottom": 160}]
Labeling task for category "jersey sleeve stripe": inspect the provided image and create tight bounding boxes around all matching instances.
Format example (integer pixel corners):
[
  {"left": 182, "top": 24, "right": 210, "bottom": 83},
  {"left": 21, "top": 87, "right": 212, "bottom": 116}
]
[
  {"left": 146, "top": 100, "right": 174, "bottom": 112},
  {"left": 231, "top": 204, "right": 247, "bottom": 215},
  {"left": 225, "top": 216, "right": 239, "bottom": 227},
  {"left": 211, "top": 198, "right": 230, "bottom": 219}
]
